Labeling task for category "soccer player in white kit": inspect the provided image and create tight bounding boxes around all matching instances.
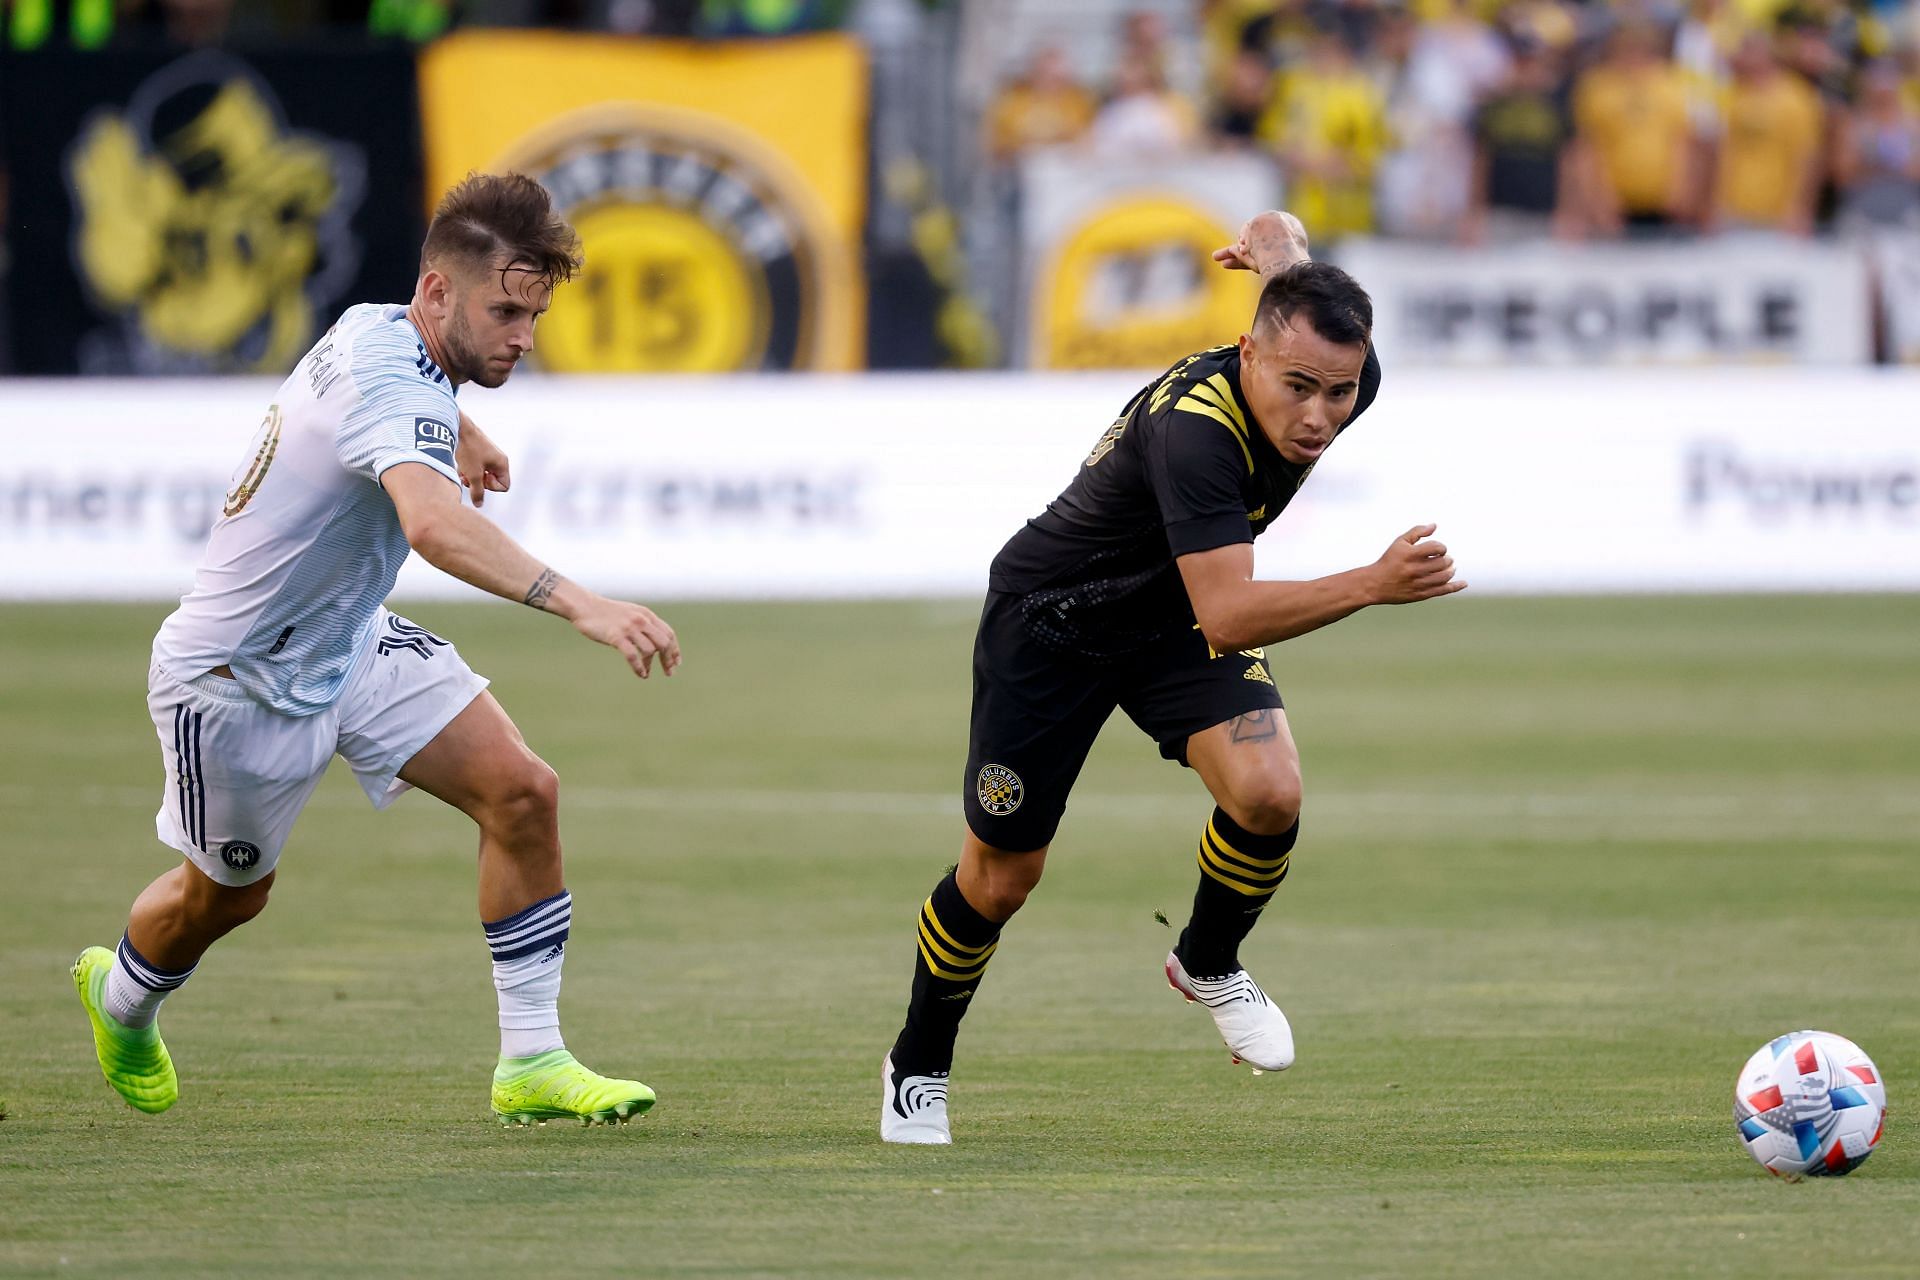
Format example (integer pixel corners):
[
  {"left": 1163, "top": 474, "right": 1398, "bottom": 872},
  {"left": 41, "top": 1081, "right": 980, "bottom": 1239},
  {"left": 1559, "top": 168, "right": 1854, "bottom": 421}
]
[{"left": 73, "top": 173, "right": 680, "bottom": 1126}]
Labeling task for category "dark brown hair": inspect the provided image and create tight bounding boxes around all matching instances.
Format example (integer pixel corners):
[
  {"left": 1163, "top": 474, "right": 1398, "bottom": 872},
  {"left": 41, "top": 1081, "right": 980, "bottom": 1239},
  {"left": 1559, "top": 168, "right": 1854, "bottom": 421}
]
[{"left": 420, "top": 172, "right": 583, "bottom": 291}]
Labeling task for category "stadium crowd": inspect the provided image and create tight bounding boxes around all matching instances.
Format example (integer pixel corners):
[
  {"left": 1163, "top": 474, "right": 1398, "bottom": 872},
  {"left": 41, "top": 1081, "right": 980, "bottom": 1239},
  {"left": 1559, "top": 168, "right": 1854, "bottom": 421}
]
[
  {"left": 981, "top": 0, "right": 1920, "bottom": 243},
  {"left": 8, "top": 0, "right": 1916, "bottom": 245}
]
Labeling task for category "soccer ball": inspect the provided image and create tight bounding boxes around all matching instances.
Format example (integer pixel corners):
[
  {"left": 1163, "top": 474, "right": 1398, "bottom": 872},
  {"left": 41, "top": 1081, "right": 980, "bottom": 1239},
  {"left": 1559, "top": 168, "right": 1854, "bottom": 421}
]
[{"left": 1734, "top": 1030, "right": 1885, "bottom": 1178}]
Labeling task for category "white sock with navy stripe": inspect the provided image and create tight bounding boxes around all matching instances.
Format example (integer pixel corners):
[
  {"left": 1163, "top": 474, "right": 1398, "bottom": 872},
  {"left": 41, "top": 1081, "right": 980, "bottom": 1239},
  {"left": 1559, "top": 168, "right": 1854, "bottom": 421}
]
[
  {"left": 104, "top": 933, "right": 195, "bottom": 1029},
  {"left": 484, "top": 889, "right": 571, "bottom": 1060}
]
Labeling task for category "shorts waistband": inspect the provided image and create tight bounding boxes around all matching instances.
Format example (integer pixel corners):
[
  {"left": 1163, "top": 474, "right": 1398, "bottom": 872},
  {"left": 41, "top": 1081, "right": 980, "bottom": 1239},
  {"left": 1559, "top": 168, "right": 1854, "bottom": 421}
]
[{"left": 184, "top": 668, "right": 251, "bottom": 703}]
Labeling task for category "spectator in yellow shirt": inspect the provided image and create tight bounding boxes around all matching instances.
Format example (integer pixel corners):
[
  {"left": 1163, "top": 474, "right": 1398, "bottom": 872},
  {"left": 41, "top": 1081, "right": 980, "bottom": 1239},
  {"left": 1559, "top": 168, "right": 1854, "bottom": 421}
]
[
  {"left": 1259, "top": 29, "right": 1391, "bottom": 240},
  {"left": 1572, "top": 23, "right": 1700, "bottom": 234},
  {"left": 1708, "top": 32, "right": 1825, "bottom": 233},
  {"left": 983, "top": 46, "right": 1099, "bottom": 166}
]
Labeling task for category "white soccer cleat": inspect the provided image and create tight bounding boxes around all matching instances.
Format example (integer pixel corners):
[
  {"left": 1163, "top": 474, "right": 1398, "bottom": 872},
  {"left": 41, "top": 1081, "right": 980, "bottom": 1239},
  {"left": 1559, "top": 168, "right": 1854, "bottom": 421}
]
[
  {"left": 1165, "top": 950, "right": 1295, "bottom": 1073},
  {"left": 880, "top": 1052, "right": 952, "bottom": 1145}
]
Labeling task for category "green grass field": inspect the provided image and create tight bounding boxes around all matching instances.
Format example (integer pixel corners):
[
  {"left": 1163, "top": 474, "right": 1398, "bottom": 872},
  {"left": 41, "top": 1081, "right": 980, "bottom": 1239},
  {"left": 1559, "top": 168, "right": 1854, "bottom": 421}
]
[{"left": 3, "top": 595, "right": 1917, "bottom": 1278}]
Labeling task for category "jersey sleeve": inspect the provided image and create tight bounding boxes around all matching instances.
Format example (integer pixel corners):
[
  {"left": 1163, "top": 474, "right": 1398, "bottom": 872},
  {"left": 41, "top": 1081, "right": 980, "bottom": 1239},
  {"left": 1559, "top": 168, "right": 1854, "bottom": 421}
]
[
  {"left": 1145, "top": 393, "right": 1256, "bottom": 558},
  {"left": 333, "top": 333, "right": 461, "bottom": 486}
]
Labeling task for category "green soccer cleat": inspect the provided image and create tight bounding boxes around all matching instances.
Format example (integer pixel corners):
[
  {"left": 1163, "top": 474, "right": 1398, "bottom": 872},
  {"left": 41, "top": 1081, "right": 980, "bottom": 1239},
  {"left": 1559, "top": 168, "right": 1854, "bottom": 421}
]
[
  {"left": 491, "top": 1049, "right": 655, "bottom": 1127},
  {"left": 72, "top": 945, "right": 178, "bottom": 1114}
]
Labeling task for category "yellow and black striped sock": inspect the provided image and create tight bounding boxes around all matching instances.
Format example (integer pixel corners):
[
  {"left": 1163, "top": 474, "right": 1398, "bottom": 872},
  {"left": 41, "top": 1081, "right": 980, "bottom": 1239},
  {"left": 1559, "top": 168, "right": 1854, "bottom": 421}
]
[
  {"left": 1175, "top": 808, "right": 1298, "bottom": 978},
  {"left": 889, "top": 871, "right": 1002, "bottom": 1076}
]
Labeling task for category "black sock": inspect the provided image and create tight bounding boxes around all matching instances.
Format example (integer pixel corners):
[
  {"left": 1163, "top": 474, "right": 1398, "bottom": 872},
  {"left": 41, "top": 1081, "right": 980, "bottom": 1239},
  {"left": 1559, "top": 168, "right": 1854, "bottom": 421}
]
[
  {"left": 889, "top": 871, "right": 1002, "bottom": 1077},
  {"left": 1175, "top": 808, "right": 1298, "bottom": 979}
]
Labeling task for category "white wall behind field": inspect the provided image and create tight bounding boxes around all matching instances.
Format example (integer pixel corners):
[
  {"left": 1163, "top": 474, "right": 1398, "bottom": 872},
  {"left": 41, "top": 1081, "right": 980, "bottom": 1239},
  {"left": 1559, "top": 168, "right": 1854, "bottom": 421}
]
[{"left": 2, "top": 369, "right": 1916, "bottom": 600}]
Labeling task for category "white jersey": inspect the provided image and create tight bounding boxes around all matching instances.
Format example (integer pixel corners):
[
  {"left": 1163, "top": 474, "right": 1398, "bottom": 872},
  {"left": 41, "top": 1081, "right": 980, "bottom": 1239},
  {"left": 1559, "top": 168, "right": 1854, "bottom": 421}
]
[{"left": 152, "top": 303, "right": 462, "bottom": 717}]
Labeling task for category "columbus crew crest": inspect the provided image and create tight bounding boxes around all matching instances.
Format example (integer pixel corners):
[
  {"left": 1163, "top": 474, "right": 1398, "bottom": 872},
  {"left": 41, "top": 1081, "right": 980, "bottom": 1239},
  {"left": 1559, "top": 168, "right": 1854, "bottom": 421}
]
[{"left": 976, "top": 764, "right": 1023, "bottom": 816}]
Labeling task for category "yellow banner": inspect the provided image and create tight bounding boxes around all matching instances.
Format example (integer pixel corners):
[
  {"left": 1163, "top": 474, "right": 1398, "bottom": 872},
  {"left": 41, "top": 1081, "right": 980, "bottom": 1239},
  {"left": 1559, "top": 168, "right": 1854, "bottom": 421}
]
[
  {"left": 1033, "top": 195, "right": 1261, "bottom": 370},
  {"left": 419, "top": 31, "right": 866, "bottom": 372},
  {"left": 1019, "top": 152, "right": 1276, "bottom": 369}
]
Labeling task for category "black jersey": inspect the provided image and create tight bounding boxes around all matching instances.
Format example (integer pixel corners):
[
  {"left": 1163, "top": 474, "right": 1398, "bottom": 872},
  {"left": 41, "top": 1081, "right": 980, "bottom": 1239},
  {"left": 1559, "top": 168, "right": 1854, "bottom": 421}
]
[{"left": 988, "top": 342, "right": 1382, "bottom": 660}]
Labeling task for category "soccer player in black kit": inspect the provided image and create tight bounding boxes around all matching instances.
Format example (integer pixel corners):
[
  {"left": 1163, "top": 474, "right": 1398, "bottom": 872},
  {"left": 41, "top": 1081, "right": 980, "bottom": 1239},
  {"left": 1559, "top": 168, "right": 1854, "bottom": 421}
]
[{"left": 880, "top": 212, "right": 1466, "bottom": 1143}]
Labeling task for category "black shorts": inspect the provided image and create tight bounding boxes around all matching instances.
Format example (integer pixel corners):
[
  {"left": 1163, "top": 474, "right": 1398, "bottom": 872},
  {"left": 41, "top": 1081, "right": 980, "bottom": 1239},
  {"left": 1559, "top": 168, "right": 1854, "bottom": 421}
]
[{"left": 962, "top": 590, "right": 1284, "bottom": 852}]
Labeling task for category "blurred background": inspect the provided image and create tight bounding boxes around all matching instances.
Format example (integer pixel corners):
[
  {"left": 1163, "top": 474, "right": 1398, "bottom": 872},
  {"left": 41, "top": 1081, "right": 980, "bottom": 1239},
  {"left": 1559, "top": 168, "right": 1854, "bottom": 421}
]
[{"left": 1, "top": 0, "right": 1916, "bottom": 596}]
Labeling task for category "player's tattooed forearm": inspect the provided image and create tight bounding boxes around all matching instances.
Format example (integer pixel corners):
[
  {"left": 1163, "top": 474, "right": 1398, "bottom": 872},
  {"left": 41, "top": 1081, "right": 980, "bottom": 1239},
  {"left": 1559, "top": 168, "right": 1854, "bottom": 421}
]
[
  {"left": 522, "top": 568, "right": 560, "bottom": 610},
  {"left": 1229, "top": 709, "right": 1279, "bottom": 744}
]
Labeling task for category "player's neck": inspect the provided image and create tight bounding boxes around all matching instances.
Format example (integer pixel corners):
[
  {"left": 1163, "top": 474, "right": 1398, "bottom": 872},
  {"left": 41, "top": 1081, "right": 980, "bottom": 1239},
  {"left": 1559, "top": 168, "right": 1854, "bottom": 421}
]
[{"left": 404, "top": 301, "right": 465, "bottom": 387}]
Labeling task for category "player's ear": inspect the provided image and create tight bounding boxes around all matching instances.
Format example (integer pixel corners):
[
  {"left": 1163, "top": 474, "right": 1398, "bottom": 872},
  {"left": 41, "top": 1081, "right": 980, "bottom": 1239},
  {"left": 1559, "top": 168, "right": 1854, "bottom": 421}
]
[
  {"left": 1238, "top": 330, "right": 1257, "bottom": 365},
  {"left": 419, "top": 267, "right": 453, "bottom": 316}
]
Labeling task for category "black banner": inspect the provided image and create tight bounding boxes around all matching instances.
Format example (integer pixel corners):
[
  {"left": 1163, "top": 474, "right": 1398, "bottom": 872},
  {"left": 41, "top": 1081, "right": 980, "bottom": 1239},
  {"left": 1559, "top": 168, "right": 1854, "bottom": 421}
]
[{"left": 1, "top": 45, "right": 423, "bottom": 374}]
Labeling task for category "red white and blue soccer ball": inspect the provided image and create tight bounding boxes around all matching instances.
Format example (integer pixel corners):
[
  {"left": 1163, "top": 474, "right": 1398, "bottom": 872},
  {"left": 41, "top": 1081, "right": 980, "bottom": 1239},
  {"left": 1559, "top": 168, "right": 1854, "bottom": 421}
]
[{"left": 1734, "top": 1030, "right": 1885, "bottom": 1178}]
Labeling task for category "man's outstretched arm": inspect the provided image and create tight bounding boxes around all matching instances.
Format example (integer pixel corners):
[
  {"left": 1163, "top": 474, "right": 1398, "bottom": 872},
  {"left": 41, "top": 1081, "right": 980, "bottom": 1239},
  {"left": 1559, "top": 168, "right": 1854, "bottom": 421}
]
[
  {"left": 382, "top": 461, "right": 680, "bottom": 678},
  {"left": 1178, "top": 525, "right": 1465, "bottom": 655}
]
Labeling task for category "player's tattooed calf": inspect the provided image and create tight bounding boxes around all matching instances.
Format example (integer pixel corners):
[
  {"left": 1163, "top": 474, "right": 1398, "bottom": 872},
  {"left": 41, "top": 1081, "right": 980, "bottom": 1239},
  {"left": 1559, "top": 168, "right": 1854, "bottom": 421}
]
[
  {"left": 1229, "top": 709, "right": 1279, "bottom": 744},
  {"left": 522, "top": 567, "right": 560, "bottom": 610}
]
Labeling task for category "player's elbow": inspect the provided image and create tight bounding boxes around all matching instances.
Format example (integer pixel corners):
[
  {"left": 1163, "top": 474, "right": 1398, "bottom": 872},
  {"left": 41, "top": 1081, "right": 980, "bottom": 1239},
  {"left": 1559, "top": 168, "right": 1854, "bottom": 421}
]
[
  {"left": 1180, "top": 556, "right": 1260, "bottom": 654},
  {"left": 1195, "top": 611, "right": 1252, "bottom": 656},
  {"left": 399, "top": 507, "right": 450, "bottom": 561}
]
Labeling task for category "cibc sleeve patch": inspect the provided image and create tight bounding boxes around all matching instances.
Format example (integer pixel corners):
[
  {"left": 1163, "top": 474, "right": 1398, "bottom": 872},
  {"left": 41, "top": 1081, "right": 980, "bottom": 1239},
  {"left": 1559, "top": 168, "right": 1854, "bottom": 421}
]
[{"left": 414, "top": 417, "right": 456, "bottom": 467}]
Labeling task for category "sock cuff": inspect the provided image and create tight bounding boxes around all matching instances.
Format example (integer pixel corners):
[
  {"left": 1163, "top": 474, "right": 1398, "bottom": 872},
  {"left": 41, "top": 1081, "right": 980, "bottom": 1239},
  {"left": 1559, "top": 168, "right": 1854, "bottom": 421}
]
[
  {"left": 926, "top": 872, "right": 1000, "bottom": 947},
  {"left": 1198, "top": 809, "right": 1297, "bottom": 897},
  {"left": 483, "top": 889, "right": 572, "bottom": 962},
  {"left": 1209, "top": 808, "right": 1299, "bottom": 858},
  {"left": 116, "top": 932, "right": 195, "bottom": 992},
  {"left": 915, "top": 873, "right": 1002, "bottom": 983}
]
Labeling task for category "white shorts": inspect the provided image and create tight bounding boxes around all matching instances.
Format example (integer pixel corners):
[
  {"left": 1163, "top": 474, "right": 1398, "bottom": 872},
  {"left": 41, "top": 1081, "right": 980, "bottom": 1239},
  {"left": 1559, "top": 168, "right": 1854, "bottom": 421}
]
[{"left": 148, "top": 608, "right": 490, "bottom": 886}]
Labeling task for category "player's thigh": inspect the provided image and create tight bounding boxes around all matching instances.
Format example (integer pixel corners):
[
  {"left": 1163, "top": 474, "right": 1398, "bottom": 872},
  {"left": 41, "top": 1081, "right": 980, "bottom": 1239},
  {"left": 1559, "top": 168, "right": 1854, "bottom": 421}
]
[
  {"left": 1117, "top": 634, "right": 1299, "bottom": 829},
  {"left": 147, "top": 663, "right": 333, "bottom": 885},
  {"left": 334, "top": 609, "right": 494, "bottom": 812},
  {"left": 392, "top": 690, "right": 555, "bottom": 822},
  {"left": 963, "top": 593, "right": 1118, "bottom": 854},
  {"left": 1184, "top": 710, "right": 1302, "bottom": 833}
]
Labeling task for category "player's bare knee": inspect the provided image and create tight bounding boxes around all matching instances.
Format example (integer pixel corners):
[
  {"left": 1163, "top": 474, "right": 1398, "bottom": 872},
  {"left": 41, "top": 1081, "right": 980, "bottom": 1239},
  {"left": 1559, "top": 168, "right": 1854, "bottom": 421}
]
[
  {"left": 224, "top": 878, "right": 274, "bottom": 927},
  {"left": 1223, "top": 771, "right": 1302, "bottom": 836},
  {"left": 481, "top": 755, "right": 561, "bottom": 842},
  {"left": 185, "top": 868, "right": 275, "bottom": 931},
  {"left": 960, "top": 841, "right": 1046, "bottom": 921},
  {"left": 980, "top": 858, "right": 1044, "bottom": 919},
  {"left": 977, "top": 877, "right": 1036, "bottom": 921}
]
